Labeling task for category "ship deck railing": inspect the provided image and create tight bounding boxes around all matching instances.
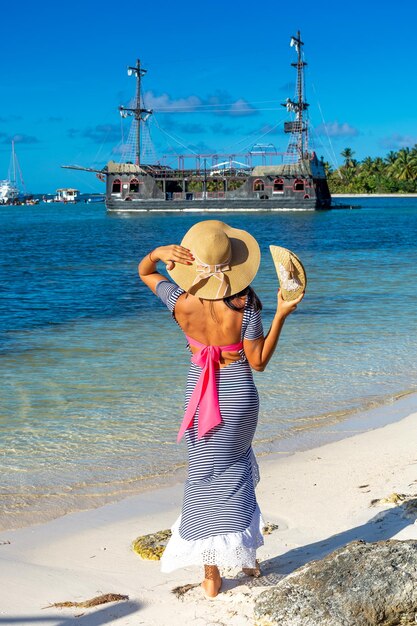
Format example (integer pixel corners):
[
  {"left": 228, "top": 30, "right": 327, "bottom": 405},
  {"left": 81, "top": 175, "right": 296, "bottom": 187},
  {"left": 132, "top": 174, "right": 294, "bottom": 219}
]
[{"left": 146, "top": 169, "right": 249, "bottom": 180}]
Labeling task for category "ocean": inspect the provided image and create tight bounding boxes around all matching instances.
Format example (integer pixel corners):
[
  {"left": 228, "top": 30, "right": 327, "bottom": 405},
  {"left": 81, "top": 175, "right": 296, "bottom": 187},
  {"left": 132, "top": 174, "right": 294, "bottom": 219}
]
[{"left": 1, "top": 198, "right": 417, "bottom": 529}]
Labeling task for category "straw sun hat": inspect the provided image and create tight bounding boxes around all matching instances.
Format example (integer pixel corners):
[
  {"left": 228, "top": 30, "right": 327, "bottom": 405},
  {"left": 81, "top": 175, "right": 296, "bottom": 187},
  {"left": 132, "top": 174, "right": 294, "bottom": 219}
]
[
  {"left": 168, "top": 220, "right": 261, "bottom": 300},
  {"left": 269, "top": 245, "right": 307, "bottom": 301}
]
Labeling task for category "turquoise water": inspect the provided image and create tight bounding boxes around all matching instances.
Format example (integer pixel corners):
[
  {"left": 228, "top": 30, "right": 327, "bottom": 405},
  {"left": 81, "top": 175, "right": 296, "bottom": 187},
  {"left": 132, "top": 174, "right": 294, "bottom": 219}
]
[{"left": 1, "top": 199, "right": 417, "bottom": 529}]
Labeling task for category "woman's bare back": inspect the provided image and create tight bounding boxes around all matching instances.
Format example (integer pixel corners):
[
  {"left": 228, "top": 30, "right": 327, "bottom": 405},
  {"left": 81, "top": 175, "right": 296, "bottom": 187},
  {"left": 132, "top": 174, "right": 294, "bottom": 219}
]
[{"left": 174, "top": 293, "right": 246, "bottom": 367}]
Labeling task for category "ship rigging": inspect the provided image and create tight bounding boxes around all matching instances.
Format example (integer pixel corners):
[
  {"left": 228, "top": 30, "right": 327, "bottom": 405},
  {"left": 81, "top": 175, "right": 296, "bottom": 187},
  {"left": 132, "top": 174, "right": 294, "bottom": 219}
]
[
  {"left": 62, "top": 31, "right": 332, "bottom": 212},
  {"left": 283, "top": 31, "right": 309, "bottom": 160},
  {"left": 118, "top": 60, "right": 153, "bottom": 167}
]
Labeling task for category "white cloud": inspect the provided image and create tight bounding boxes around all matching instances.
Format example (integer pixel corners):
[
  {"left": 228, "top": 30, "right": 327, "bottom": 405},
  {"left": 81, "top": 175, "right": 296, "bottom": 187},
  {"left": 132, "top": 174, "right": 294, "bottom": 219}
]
[
  {"left": 379, "top": 134, "right": 417, "bottom": 150},
  {"left": 316, "top": 121, "right": 359, "bottom": 138},
  {"left": 2, "top": 133, "right": 40, "bottom": 144},
  {"left": 142, "top": 90, "right": 257, "bottom": 117},
  {"left": 227, "top": 98, "right": 257, "bottom": 117},
  {"left": 143, "top": 91, "right": 202, "bottom": 111}
]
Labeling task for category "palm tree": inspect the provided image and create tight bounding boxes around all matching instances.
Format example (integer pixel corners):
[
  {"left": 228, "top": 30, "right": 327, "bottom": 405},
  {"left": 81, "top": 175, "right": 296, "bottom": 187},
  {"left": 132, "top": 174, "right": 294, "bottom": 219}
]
[
  {"left": 326, "top": 146, "right": 417, "bottom": 194},
  {"left": 228, "top": 179, "right": 245, "bottom": 191},
  {"left": 390, "top": 148, "right": 417, "bottom": 181},
  {"left": 373, "top": 157, "right": 385, "bottom": 172},
  {"left": 323, "top": 161, "right": 333, "bottom": 176},
  {"left": 188, "top": 179, "right": 203, "bottom": 192},
  {"left": 206, "top": 179, "right": 224, "bottom": 192},
  {"left": 341, "top": 147, "right": 355, "bottom": 168},
  {"left": 385, "top": 151, "right": 398, "bottom": 166},
  {"left": 361, "top": 156, "right": 374, "bottom": 174}
]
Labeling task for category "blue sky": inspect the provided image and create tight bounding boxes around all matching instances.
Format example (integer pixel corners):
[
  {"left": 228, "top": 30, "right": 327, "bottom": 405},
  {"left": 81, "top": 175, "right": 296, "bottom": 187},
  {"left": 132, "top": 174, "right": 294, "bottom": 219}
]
[{"left": 1, "top": 0, "right": 417, "bottom": 193}]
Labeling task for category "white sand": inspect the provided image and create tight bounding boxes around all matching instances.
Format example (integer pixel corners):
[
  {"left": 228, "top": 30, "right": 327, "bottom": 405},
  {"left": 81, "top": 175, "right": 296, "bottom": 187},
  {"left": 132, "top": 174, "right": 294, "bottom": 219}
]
[
  {"left": 1, "top": 410, "right": 416, "bottom": 626},
  {"left": 332, "top": 193, "right": 417, "bottom": 197}
]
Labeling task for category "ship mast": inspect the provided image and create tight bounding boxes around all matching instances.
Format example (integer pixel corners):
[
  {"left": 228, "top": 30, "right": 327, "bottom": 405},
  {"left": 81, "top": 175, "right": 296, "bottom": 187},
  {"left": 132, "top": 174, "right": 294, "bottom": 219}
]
[
  {"left": 119, "top": 59, "right": 153, "bottom": 167},
  {"left": 11, "top": 140, "right": 16, "bottom": 183},
  {"left": 282, "top": 30, "right": 309, "bottom": 160}
]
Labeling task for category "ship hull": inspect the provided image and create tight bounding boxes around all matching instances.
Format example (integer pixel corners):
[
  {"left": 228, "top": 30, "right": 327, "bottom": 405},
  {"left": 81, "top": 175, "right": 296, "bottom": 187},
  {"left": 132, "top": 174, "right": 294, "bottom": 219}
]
[{"left": 105, "top": 196, "right": 330, "bottom": 212}]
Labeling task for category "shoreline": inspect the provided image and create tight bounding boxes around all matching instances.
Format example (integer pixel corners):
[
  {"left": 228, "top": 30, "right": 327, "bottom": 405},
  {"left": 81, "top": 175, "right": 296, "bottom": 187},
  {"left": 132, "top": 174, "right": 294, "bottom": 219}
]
[
  {"left": 2, "top": 387, "right": 417, "bottom": 533},
  {"left": 332, "top": 193, "right": 417, "bottom": 197},
  {"left": 1, "top": 404, "right": 417, "bottom": 624}
]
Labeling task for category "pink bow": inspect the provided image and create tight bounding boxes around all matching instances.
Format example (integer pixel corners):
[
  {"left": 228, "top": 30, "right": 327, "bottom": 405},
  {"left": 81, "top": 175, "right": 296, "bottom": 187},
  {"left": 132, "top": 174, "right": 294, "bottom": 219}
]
[{"left": 177, "top": 336, "right": 243, "bottom": 442}]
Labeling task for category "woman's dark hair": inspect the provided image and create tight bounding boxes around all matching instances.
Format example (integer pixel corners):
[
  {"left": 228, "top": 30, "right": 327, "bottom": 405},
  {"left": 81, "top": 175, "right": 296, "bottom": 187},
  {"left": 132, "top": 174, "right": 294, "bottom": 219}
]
[{"left": 223, "top": 286, "right": 262, "bottom": 312}]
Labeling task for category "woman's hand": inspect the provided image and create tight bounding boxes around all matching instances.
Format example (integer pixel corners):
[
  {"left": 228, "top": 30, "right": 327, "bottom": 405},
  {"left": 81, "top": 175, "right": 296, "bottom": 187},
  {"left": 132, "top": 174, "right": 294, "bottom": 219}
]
[
  {"left": 244, "top": 289, "right": 305, "bottom": 372},
  {"left": 138, "top": 244, "right": 194, "bottom": 294},
  {"left": 152, "top": 245, "right": 194, "bottom": 270},
  {"left": 277, "top": 289, "right": 304, "bottom": 319}
]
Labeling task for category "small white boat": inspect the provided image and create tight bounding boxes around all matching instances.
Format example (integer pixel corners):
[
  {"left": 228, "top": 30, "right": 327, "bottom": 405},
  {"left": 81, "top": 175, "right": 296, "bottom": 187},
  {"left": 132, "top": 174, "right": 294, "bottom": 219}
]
[
  {"left": 0, "top": 141, "right": 21, "bottom": 204},
  {"left": 54, "top": 188, "right": 79, "bottom": 203}
]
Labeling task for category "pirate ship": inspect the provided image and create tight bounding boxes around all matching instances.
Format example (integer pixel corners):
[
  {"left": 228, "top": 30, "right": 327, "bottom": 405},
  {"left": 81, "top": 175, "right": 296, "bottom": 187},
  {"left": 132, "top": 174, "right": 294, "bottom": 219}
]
[{"left": 64, "top": 32, "right": 331, "bottom": 212}]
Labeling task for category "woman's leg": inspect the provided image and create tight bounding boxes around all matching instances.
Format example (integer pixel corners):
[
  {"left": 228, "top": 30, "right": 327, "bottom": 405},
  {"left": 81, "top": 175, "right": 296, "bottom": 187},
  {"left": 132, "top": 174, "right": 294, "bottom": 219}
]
[
  {"left": 201, "top": 565, "right": 222, "bottom": 598},
  {"left": 242, "top": 559, "right": 261, "bottom": 577}
]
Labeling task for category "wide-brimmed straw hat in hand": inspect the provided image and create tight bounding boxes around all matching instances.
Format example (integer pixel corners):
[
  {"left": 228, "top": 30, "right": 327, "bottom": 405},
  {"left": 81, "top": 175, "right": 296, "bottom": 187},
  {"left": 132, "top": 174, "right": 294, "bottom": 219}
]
[
  {"left": 168, "top": 220, "right": 261, "bottom": 300},
  {"left": 269, "top": 245, "right": 307, "bottom": 301}
]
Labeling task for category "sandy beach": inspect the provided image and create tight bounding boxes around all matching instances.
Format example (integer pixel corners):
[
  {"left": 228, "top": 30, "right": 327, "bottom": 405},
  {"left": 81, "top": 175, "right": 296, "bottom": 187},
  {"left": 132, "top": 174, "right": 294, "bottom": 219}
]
[
  {"left": 1, "top": 404, "right": 416, "bottom": 626},
  {"left": 332, "top": 193, "right": 417, "bottom": 197}
]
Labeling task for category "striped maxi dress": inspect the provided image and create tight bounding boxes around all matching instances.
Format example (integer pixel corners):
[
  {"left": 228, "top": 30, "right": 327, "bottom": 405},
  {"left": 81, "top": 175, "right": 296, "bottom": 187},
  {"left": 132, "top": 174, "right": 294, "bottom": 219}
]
[{"left": 155, "top": 280, "right": 265, "bottom": 572}]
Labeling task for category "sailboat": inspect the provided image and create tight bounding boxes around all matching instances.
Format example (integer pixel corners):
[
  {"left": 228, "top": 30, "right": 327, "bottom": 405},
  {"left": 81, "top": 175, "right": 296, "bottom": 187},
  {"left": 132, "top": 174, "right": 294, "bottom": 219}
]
[
  {"left": 0, "top": 141, "right": 22, "bottom": 204},
  {"left": 63, "top": 31, "right": 332, "bottom": 212}
]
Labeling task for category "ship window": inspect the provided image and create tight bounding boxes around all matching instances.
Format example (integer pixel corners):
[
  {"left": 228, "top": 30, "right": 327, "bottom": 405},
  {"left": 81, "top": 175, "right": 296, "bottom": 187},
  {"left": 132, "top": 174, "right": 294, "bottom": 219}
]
[
  {"left": 273, "top": 178, "right": 284, "bottom": 191},
  {"left": 253, "top": 179, "right": 264, "bottom": 192},
  {"left": 130, "top": 178, "right": 139, "bottom": 193},
  {"left": 112, "top": 179, "right": 121, "bottom": 193},
  {"left": 294, "top": 179, "right": 304, "bottom": 191}
]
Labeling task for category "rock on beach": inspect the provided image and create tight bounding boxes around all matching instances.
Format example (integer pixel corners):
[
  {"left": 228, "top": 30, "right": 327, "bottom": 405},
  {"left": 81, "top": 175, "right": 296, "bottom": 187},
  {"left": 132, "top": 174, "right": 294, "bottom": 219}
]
[{"left": 254, "top": 539, "right": 417, "bottom": 626}]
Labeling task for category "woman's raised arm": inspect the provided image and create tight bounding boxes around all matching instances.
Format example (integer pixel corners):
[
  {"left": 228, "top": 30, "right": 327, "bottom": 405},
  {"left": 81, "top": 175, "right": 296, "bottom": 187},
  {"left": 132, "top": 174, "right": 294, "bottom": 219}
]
[
  {"left": 138, "top": 245, "right": 194, "bottom": 294},
  {"left": 244, "top": 289, "right": 304, "bottom": 372}
]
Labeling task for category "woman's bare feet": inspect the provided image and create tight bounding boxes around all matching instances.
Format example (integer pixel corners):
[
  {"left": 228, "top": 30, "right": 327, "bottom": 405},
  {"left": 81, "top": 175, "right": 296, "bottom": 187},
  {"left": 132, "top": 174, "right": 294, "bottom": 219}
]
[
  {"left": 201, "top": 565, "right": 222, "bottom": 598},
  {"left": 242, "top": 559, "right": 261, "bottom": 577}
]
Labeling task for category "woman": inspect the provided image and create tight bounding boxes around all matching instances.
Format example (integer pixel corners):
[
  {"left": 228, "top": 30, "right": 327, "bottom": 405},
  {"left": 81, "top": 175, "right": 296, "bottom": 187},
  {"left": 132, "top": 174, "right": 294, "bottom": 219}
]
[{"left": 138, "top": 220, "right": 303, "bottom": 598}]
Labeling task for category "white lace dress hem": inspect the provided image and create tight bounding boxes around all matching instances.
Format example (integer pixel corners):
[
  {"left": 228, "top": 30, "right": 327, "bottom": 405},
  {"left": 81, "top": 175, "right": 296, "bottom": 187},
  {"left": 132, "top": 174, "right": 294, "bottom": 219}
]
[{"left": 160, "top": 504, "right": 265, "bottom": 572}]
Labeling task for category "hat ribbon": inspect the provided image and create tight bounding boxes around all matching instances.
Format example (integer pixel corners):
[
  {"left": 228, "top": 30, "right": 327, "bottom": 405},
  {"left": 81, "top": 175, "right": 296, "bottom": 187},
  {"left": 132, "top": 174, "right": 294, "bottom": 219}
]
[{"left": 190, "top": 253, "right": 231, "bottom": 299}]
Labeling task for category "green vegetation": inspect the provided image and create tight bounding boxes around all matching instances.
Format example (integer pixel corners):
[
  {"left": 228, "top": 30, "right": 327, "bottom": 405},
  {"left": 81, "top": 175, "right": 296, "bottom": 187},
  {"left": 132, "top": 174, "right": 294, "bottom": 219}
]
[
  {"left": 187, "top": 179, "right": 203, "bottom": 192},
  {"left": 206, "top": 179, "right": 225, "bottom": 192},
  {"left": 326, "top": 146, "right": 417, "bottom": 194}
]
